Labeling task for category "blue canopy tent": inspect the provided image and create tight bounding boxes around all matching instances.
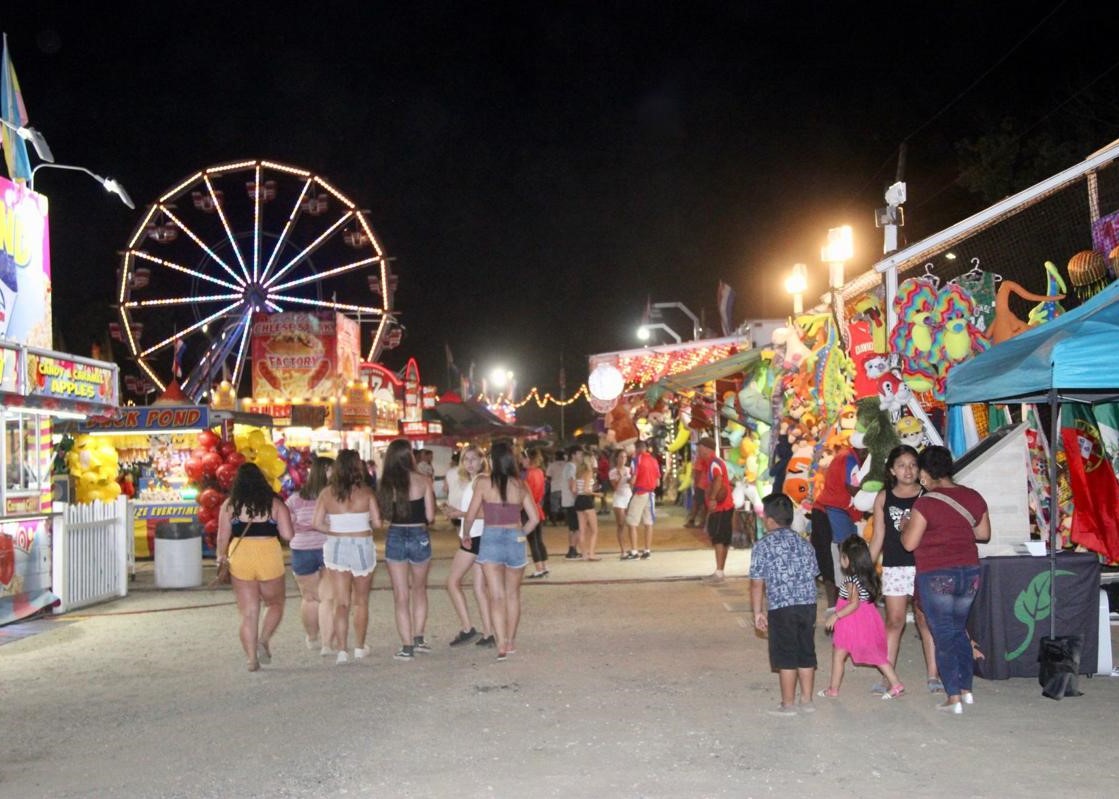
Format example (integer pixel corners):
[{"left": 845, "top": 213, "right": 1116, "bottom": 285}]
[{"left": 946, "top": 281, "right": 1119, "bottom": 637}]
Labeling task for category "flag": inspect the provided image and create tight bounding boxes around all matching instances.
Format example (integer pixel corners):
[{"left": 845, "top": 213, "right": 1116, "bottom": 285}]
[
  {"left": 717, "top": 281, "right": 735, "bottom": 337},
  {"left": 1, "top": 35, "right": 31, "bottom": 183},
  {"left": 1060, "top": 402, "right": 1119, "bottom": 563}
]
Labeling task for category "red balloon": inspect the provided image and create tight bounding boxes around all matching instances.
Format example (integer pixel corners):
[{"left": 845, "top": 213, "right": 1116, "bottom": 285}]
[
  {"left": 184, "top": 458, "right": 205, "bottom": 483},
  {"left": 216, "top": 462, "right": 238, "bottom": 490},
  {"left": 219, "top": 440, "right": 238, "bottom": 459},
  {"left": 198, "top": 488, "right": 223, "bottom": 509},
  {"left": 203, "top": 518, "right": 219, "bottom": 535},
  {"left": 198, "top": 430, "right": 220, "bottom": 450},
  {"left": 197, "top": 504, "right": 217, "bottom": 524},
  {"left": 226, "top": 451, "right": 246, "bottom": 468},
  {"left": 201, "top": 450, "right": 223, "bottom": 477}
]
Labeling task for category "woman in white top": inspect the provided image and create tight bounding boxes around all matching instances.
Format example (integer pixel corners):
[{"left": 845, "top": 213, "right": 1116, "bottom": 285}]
[
  {"left": 573, "top": 452, "right": 601, "bottom": 560},
  {"left": 442, "top": 446, "right": 495, "bottom": 647},
  {"left": 312, "top": 449, "right": 382, "bottom": 664},
  {"left": 609, "top": 449, "right": 638, "bottom": 560}
]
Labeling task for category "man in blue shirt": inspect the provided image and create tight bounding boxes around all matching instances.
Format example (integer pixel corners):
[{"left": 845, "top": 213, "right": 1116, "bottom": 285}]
[{"left": 749, "top": 493, "right": 819, "bottom": 716}]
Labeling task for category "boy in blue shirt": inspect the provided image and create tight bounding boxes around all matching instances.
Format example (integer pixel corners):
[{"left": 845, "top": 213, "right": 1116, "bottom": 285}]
[{"left": 749, "top": 492, "right": 819, "bottom": 716}]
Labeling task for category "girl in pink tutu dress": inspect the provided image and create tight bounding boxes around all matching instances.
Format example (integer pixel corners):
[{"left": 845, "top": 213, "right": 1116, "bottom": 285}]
[{"left": 817, "top": 536, "right": 905, "bottom": 699}]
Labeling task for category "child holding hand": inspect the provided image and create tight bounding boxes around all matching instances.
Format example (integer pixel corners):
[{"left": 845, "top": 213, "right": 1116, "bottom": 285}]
[{"left": 818, "top": 536, "right": 905, "bottom": 699}]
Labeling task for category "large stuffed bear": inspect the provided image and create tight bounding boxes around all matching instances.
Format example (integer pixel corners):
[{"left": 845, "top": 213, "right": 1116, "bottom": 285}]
[{"left": 850, "top": 396, "right": 901, "bottom": 513}]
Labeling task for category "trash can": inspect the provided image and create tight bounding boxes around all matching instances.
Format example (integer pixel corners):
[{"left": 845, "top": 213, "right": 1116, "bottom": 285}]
[{"left": 154, "top": 521, "right": 203, "bottom": 588}]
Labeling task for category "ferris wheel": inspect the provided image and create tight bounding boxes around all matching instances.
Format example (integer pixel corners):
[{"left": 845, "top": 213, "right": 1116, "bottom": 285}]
[{"left": 117, "top": 159, "right": 397, "bottom": 402}]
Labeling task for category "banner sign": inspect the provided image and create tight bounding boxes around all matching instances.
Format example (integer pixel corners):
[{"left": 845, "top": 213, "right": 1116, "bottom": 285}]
[
  {"left": 0, "top": 517, "right": 55, "bottom": 626},
  {"left": 80, "top": 405, "right": 208, "bottom": 432},
  {"left": 26, "top": 351, "right": 117, "bottom": 403},
  {"left": 0, "top": 177, "right": 52, "bottom": 349},
  {"left": 251, "top": 312, "right": 337, "bottom": 400}
]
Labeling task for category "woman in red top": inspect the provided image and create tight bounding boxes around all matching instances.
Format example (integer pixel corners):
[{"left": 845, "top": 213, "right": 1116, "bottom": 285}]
[
  {"left": 901, "top": 446, "right": 990, "bottom": 714},
  {"left": 522, "top": 449, "right": 549, "bottom": 578}
]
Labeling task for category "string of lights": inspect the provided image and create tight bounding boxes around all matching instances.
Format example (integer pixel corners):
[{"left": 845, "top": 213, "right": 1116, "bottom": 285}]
[{"left": 473, "top": 383, "right": 592, "bottom": 409}]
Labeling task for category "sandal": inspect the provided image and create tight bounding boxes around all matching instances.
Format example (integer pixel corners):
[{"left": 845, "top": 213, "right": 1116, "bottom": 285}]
[
  {"left": 816, "top": 687, "right": 839, "bottom": 698},
  {"left": 926, "top": 678, "right": 944, "bottom": 693},
  {"left": 881, "top": 683, "right": 905, "bottom": 700}
]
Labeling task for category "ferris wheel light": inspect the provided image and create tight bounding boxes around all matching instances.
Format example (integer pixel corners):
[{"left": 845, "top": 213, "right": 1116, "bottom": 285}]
[
  {"left": 263, "top": 211, "right": 352, "bottom": 288},
  {"left": 315, "top": 176, "right": 356, "bottom": 209},
  {"left": 130, "top": 250, "right": 243, "bottom": 291},
  {"left": 204, "top": 173, "right": 251, "bottom": 283},
  {"left": 159, "top": 204, "right": 244, "bottom": 285},
  {"left": 261, "top": 179, "right": 312, "bottom": 284},
  {"left": 261, "top": 160, "right": 312, "bottom": 178},
  {"left": 206, "top": 160, "right": 258, "bottom": 176},
  {"left": 160, "top": 171, "right": 204, "bottom": 203}
]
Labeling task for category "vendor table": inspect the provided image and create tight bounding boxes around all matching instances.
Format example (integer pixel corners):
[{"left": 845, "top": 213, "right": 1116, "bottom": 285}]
[{"left": 968, "top": 552, "right": 1100, "bottom": 680}]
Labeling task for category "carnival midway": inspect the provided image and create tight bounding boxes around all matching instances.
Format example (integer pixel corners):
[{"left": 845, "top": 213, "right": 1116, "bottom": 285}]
[{"left": 3, "top": 23, "right": 1119, "bottom": 798}]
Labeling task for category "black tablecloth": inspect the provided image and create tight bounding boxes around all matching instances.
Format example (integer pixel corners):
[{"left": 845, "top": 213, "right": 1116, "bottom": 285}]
[{"left": 967, "top": 553, "right": 1100, "bottom": 680}]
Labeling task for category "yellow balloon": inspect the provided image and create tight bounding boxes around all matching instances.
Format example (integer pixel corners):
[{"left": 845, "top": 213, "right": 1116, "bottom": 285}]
[
  {"left": 248, "top": 429, "right": 266, "bottom": 448},
  {"left": 677, "top": 461, "right": 693, "bottom": 491},
  {"left": 666, "top": 420, "right": 692, "bottom": 453}
]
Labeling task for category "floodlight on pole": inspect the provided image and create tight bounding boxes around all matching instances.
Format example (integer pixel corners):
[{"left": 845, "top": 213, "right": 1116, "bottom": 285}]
[
  {"left": 784, "top": 263, "right": 808, "bottom": 315},
  {"left": 29, "top": 162, "right": 135, "bottom": 209},
  {"left": 0, "top": 117, "right": 54, "bottom": 163},
  {"left": 650, "top": 301, "right": 701, "bottom": 340},
  {"left": 636, "top": 322, "right": 682, "bottom": 344}
]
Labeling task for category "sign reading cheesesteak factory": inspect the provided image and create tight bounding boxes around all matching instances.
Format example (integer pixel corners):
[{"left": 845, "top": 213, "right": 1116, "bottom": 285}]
[{"left": 250, "top": 311, "right": 359, "bottom": 401}]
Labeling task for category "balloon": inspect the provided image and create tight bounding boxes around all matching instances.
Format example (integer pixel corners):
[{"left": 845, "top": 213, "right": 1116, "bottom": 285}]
[
  {"left": 203, "top": 518, "right": 219, "bottom": 535},
  {"left": 197, "top": 505, "right": 217, "bottom": 525},
  {"left": 201, "top": 451, "right": 223, "bottom": 477},
  {"left": 219, "top": 440, "right": 238, "bottom": 459},
  {"left": 198, "top": 430, "right": 220, "bottom": 450},
  {"left": 184, "top": 458, "right": 204, "bottom": 482},
  {"left": 281, "top": 475, "right": 294, "bottom": 492},
  {"left": 276, "top": 444, "right": 289, "bottom": 459},
  {"left": 248, "top": 429, "right": 266, "bottom": 448},
  {"left": 198, "top": 488, "right": 223, "bottom": 509},
  {"left": 226, "top": 451, "right": 246, "bottom": 468},
  {"left": 216, "top": 463, "right": 238, "bottom": 490}
]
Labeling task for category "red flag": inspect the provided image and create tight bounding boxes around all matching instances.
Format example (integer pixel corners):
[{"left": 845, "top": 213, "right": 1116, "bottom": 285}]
[{"left": 1060, "top": 404, "right": 1119, "bottom": 562}]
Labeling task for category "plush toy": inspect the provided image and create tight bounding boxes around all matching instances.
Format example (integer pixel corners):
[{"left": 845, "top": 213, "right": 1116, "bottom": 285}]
[{"left": 850, "top": 396, "right": 901, "bottom": 513}]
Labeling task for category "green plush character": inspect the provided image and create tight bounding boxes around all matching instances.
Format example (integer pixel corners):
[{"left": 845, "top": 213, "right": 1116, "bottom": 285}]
[{"left": 851, "top": 396, "right": 900, "bottom": 512}]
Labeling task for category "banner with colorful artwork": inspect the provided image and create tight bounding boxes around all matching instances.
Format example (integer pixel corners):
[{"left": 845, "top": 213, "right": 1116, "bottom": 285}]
[
  {"left": 0, "top": 176, "right": 52, "bottom": 349},
  {"left": 0, "top": 517, "right": 56, "bottom": 625},
  {"left": 250, "top": 312, "right": 351, "bottom": 401}
]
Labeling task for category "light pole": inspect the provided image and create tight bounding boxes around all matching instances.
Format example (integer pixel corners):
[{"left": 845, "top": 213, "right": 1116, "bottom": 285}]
[
  {"left": 649, "top": 301, "right": 701, "bottom": 340},
  {"left": 0, "top": 117, "right": 54, "bottom": 163},
  {"left": 29, "top": 162, "right": 135, "bottom": 209},
  {"left": 821, "top": 225, "right": 853, "bottom": 342},
  {"left": 784, "top": 263, "right": 808, "bottom": 315},
  {"left": 636, "top": 322, "right": 682, "bottom": 344}
]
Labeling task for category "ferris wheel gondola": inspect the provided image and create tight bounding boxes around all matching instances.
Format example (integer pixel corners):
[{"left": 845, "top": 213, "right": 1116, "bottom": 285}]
[{"left": 117, "top": 159, "right": 397, "bottom": 402}]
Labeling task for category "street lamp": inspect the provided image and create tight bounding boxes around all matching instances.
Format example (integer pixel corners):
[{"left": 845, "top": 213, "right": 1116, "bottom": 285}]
[
  {"left": 636, "top": 322, "right": 682, "bottom": 344},
  {"left": 0, "top": 117, "right": 54, "bottom": 163},
  {"left": 821, "top": 225, "right": 854, "bottom": 341},
  {"left": 29, "top": 162, "right": 135, "bottom": 209},
  {"left": 784, "top": 263, "right": 808, "bottom": 315}
]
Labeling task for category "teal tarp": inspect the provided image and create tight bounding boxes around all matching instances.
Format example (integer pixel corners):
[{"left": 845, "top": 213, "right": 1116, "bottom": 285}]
[{"left": 945, "top": 282, "right": 1119, "bottom": 405}]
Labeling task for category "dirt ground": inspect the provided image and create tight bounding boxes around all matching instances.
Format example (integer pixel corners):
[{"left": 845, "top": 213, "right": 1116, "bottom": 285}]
[{"left": 2, "top": 504, "right": 1117, "bottom": 798}]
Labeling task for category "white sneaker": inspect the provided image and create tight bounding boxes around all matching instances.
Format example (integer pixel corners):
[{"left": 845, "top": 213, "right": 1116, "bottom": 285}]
[
  {"left": 305, "top": 635, "right": 319, "bottom": 650},
  {"left": 320, "top": 646, "right": 337, "bottom": 657},
  {"left": 702, "top": 572, "right": 725, "bottom": 584},
  {"left": 353, "top": 646, "right": 371, "bottom": 659},
  {"left": 961, "top": 690, "right": 975, "bottom": 705},
  {"left": 336, "top": 651, "right": 350, "bottom": 665}
]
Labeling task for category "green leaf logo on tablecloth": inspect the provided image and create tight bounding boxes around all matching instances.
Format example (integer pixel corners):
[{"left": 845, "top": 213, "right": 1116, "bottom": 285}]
[{"left": 1006, "top": 569, "right": 1074, "bottom": 660}]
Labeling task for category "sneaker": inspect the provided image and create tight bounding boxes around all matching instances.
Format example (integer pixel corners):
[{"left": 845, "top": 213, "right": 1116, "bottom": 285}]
[
  {"left": 620, "top": 551, "right": 637, "bottom": 560},
  {"left": 394, "top": 646, "right": 415, "bottom": 660},
  {"left": 336, "top": 651, "right": 350, "bottom": 665},
  {"left": 475, "top": 635, "right": 496, "bottom": 648},
  {"left": 305, "top": 635, "right": 319, "bottom": 650},
  {"left": 564, "top": 548, "right": 580, "bottom": 560},
  {"left": 320, "top": 646, "right": 337, "bottom": 657},
  {"left": 413, "top": 637, "right": 432, "bottom": 653},
  {"left": 926, "top": 678, "right": 945, "bottom": 694},
  {"left": 449, "top": 628, "right": 478, "bottom": 646},
  {"left": 353, "top": 646, "right": 371, "bottom": 659},
  {"left": 640, "top": 550, "right": 651, "bottom": 559},
  {"left": 527, "top": 571, "right": 546, "bottom": 579},
  {"left": 935, "top": 700, "right": 963, "bottom": 714},
  {"left": 960, "top": 690, "right": 975, "bottom": 705},
  {"left": 702, "top": 572, "right": 725, "bottom": 584},
  {"left": 767, "top": 704, "right": 797, "bottom": 717}
]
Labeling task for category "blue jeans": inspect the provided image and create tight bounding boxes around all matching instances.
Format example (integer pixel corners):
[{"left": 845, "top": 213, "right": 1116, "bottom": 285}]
[{"left": 916, "top": 566, "right": 981, "bottom": 697}]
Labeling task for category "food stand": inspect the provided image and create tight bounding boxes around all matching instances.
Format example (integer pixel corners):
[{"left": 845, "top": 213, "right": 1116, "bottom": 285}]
[{"left": 0, "top": 341, "right": 119, "bottom": 624}]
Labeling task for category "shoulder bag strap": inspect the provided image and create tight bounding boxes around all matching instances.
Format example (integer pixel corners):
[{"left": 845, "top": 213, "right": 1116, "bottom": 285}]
[
  {"left": 922, "top": 491, "right": 977, "bottom": 528},
  {"left": 228, "top": 520, "right": 253, "bottom": 558}
]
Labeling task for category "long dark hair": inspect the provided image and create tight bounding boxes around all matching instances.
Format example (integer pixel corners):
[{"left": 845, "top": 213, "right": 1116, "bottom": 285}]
[
  {"left": 377, "top": 439, "right": 417, "bottom": 520},
  {"left": 329, "top": 449, "right": 367, "bottom": 501},
  {"left": 299, "top": 455, "right": 333, "bottom": 500},
  {"left": 490, "top": 440, "right": 519, "bottom": 502},
  {"left": 839, "top": 535, "right": 880, "bottom": 601},
  {"left": 229, "top": 462, "right": 275, "bottom": 519},
  {"left": 884, "top": 445, "right": 919, "bottom": 490}
]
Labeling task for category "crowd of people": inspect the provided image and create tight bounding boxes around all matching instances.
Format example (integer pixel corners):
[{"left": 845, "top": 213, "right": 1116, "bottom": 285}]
[
  {"left": 214, "top": 438, "right": 665, "bottom": 670},
  {"left": 216, "top": 434, "right": 991, "bottom": 719}
]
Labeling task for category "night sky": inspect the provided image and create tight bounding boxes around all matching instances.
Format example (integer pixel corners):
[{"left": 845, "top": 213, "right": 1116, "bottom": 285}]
[{"left": 5, "top": 2, "right": 1117, "bottom": 431}]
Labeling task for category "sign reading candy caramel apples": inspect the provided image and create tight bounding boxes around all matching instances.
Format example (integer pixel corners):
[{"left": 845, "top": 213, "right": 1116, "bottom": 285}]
[{"left": 250, "top": 312, "right": 358, "bottom": 401}]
